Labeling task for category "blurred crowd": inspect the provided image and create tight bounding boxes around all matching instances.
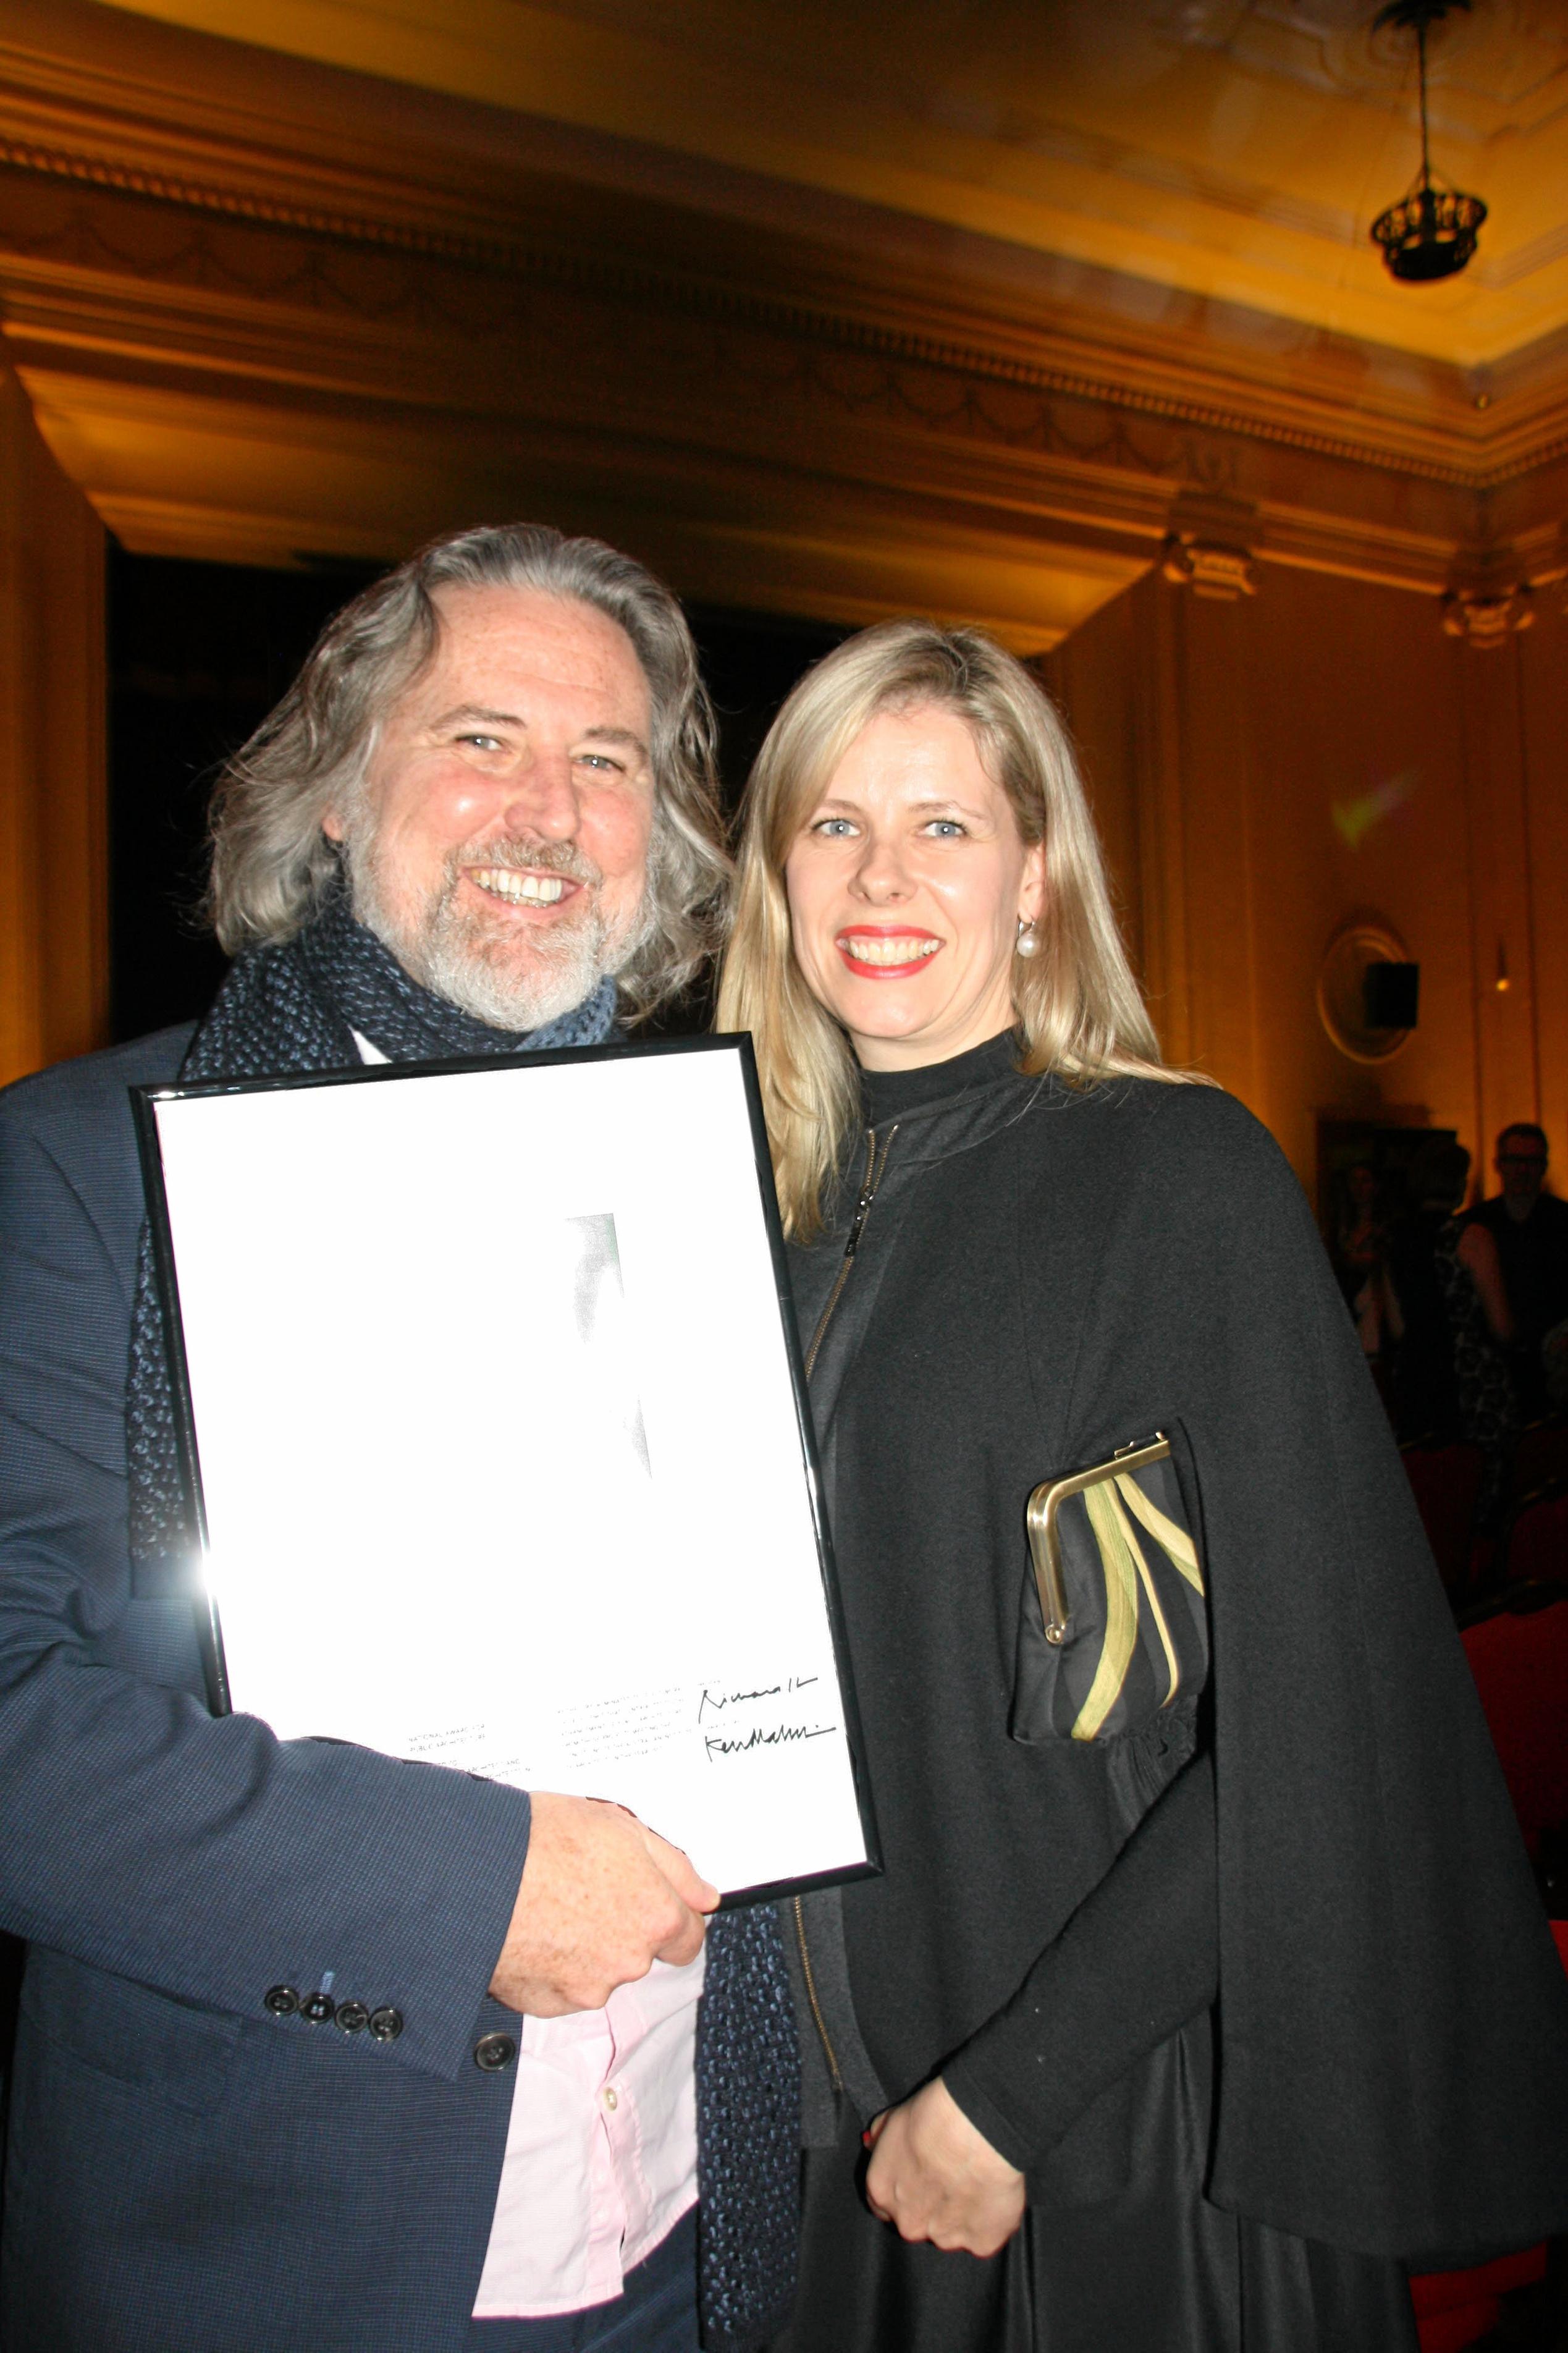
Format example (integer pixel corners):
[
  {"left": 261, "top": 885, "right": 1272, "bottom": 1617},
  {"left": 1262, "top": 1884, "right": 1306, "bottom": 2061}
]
[{"left": 1331, "top": 1125, "right": 1568, "bottom": 1529}]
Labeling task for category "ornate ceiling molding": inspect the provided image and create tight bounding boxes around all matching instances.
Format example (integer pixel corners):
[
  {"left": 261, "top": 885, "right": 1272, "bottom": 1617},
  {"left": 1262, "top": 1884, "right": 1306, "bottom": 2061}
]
[
  {"left": 0, "top": 129, "right": 518, "bottom": 257},
  {"left": 0, "top": 158, "right": 1504, "bottom": 612},
  {"left": 1440, "top": 583, "right": 1535, "bottom": 646},
  {"left": 1161, "top": 533, "right": 1258, "bottom": 601},
  {"left": 0, "top": 131, "right": 1553, "bottom": 498},
  {"left": 2, "top": 0, "right": 1564, "bottom": 625},
  {"left": 67, "top": 0, "right": 1568, "bottom": 364}
]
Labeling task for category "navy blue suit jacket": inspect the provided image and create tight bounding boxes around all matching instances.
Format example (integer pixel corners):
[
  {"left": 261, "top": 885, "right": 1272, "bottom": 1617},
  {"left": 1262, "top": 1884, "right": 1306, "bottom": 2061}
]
[{"left": 0, "top": 1031, "right": 542, "bottom": 2351}]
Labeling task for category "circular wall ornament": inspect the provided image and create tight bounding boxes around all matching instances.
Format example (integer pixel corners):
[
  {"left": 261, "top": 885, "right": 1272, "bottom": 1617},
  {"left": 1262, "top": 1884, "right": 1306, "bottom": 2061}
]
[{"left": 1317, "top": 923, "right": 1414, "bottom": 1063}]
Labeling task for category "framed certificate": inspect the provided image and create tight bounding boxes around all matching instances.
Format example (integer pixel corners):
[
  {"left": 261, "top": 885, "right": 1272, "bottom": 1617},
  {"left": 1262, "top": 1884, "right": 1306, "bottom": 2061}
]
[{"left": 133, "top": 1034, "right": 878, "bottom": 1907}]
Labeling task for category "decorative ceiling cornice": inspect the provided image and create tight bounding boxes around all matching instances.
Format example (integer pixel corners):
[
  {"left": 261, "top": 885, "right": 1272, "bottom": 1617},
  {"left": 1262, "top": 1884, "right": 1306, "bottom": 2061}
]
[
  {"left": 0, "top": 132, "right": 586, "bottom": 270},
  {"left": 0, "top": 128, "right": 1554, "bottom": 498}
]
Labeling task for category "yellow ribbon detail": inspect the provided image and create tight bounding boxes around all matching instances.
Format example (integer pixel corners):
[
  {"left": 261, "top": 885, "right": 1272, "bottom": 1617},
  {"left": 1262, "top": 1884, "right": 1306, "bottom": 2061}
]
[
  {"left": 1073, "top": 1481, "right": 1142, "bottom": 1740},
  {"left": 1108, "top": 1479, "right": 1181, "bottom": 1710},
  {"left": 1114, "top": 1472, "right": 1205, "bottom": 1594}
]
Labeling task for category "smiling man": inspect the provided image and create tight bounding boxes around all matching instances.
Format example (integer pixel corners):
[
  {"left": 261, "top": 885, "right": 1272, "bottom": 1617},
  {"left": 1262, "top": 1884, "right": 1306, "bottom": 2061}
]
[
  {"left": 0, "top": 526, "right": 799, "bottom": 2353},
  {"left": 324, "top": 581, "right": 663, "bottom": 1035}
]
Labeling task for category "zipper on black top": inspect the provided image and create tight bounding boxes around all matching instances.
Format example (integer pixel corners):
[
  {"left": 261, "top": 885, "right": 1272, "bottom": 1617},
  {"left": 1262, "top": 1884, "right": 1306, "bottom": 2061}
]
[
  {"left": 791, "top": 1892, "right": 843, "bottom": 2096},
  {"left": 803, "top": 1123, "right": 898, "bottom": 1383}
]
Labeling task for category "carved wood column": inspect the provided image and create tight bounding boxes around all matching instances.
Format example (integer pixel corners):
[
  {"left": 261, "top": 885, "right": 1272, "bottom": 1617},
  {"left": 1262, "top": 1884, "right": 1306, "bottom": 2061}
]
[
  {"left": 1456, "top": 623, "right": 1548, "bottom": 1168},
  {"left": 1515, "top": 594, "right": 1568, "bottom": 1173},
  {"left": 1045, "top": 564, "right": 1263, "bottom": 1117},
  {"left": 1158, "top": 577, "right": 1264, "bottom": 1115},
  {"left": 0, "top": 357, "right": 107, "bottom": 1088}
]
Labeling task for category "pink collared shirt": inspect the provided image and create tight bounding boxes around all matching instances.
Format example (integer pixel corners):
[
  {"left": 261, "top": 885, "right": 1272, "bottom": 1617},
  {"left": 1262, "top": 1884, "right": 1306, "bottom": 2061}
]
[{"left": 471, "top": 1950, "right": 705, "bottom": 2318}]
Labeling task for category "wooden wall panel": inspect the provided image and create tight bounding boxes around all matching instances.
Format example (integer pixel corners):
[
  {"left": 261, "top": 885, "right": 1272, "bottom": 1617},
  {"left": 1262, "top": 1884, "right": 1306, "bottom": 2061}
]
[
  {"left": 1237, "top": 567, "right": 1477, "bottom": 1182},
  {"left": 1046, "top": 557, "right": 1564, "bottom": 1194},
  {"left": 1042, "top": 584, "right": 1144, "bottom": 981},
  {"left": 0, "top": 358, "right": 107, "bottom": 1088},
  {"left": 1043, "top": 570, "right": 1195, "bottom": 1069}
]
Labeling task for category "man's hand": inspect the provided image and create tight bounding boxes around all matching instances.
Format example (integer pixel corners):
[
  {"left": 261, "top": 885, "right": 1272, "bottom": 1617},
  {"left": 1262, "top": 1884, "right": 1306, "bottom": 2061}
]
[
  {"left": 864, "top": 2078, "right": 1026, "bottom": 2257},
  {"left": 489, "top": 1793, "right": 719, "bottom": 2016}
]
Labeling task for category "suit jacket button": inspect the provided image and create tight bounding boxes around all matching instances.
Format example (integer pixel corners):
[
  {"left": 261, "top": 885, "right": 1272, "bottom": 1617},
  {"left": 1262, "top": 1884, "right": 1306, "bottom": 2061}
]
[
  {"left": 263, "top": 1985, "right": 299, "bottom": 2017},
  {"left": 473, "top": 2033, "right": 517, "bottom": 2072},
  {"left": 300, "top": 1990, "right": 335, "bottom": 2024},
  {"left": 335, "top": 2000, "right": 369, "bottom": 2034},
  {"left": 368, "top": 2007, "right": 403, "bottom": 2043}
]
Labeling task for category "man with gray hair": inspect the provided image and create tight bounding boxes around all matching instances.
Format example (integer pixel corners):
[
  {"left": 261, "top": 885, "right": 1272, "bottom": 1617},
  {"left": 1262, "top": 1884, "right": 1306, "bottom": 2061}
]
[{"left": 0, "top": 526, "right": 798, "bottom": 2353}]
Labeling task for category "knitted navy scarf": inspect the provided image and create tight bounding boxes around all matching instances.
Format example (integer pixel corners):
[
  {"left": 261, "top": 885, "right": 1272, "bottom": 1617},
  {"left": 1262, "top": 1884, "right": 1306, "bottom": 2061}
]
[{"left": 124, "top": 892, "right": 799, "bottom": 2350}]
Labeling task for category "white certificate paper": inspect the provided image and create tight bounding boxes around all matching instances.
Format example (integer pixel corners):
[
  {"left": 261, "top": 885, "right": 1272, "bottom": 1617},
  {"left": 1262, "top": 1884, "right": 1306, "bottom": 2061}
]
[{"left": 137, "top": 1039, "right": 877, "bottom": 1903}]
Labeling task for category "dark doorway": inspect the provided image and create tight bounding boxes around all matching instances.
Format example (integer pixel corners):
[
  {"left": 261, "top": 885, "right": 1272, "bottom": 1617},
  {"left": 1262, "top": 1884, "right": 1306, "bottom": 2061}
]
[
  {"left": 686, "top": 603, "right": 848, "bottom": 813},
  {"left": 109, "top": 546, "right": 385, "bottom": 1042},
  {"left": 107, "top": 543, "right": 848, "bottom": 1044}
]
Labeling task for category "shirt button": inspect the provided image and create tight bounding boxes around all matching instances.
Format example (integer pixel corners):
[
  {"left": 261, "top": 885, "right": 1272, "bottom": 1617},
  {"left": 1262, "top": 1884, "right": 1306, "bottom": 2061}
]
[
  {"left": 603, "top": 2085, "right": 619, "bottom": 2111},
  {"left": 473, "top": 2033, "right": 517, "bottom": 2072},
  {"left": 368, "top": 2007, "right": 403, "bottom": 2043},
  {"left": 335, "top": 2000, "right": 369, "bottom": 2034},
  {"left": 263, "top": 1985, "right": 299, "bottom": 2017},
  {"left": 300, "top": 1990, "right": 335, "bottom": 2025}
]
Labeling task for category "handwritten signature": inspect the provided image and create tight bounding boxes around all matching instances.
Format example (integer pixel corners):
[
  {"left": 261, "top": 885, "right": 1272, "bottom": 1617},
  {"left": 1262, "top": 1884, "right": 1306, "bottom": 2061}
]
[
  {"left": 698, "top": 1676, "right": 818, "bottom": 1721},
  {"left": 704, "top": 1721, "right": 837, "bottom": 1762}
]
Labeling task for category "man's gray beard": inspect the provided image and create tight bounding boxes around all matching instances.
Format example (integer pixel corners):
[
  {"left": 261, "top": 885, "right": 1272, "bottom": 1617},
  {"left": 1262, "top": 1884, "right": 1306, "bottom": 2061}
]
[{"left": 342, "top": 824, "right": 647, "bottom": 1033}]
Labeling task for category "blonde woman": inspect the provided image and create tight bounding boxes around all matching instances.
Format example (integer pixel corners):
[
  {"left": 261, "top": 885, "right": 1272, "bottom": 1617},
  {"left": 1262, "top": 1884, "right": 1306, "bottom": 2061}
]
[{"left": 719, "top": 622, "right": 1568, "bottom": 2353}]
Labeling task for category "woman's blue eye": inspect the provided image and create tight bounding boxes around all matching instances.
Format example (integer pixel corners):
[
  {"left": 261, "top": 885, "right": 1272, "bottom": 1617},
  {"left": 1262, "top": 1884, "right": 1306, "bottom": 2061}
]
[
  {"left": 815, "top": 818, "right": 857, "bottom": 836},
  {"left": 925, "top": 819, "right": 966, "bottom": 837}
]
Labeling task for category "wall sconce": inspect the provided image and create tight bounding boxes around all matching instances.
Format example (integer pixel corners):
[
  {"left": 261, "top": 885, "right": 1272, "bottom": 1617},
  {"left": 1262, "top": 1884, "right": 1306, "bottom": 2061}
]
[
  {"left": 1318, "top": 923, "right": 1417, "bottom": 1063},
  {"left": 1369, "top": 0, "right": 1486, "bottom": 282}
]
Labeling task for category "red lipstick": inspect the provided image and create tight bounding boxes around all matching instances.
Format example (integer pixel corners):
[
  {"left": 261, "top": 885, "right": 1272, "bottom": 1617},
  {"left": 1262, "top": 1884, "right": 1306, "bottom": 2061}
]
[{"left": 834, "top": 926, "right": 943, "bottom": 980}]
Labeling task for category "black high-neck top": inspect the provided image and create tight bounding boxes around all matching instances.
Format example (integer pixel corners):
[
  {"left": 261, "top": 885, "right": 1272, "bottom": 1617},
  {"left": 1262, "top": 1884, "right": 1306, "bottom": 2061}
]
[{"left": 856, "top": 1028, "right": 1022, "bottom": 1125}]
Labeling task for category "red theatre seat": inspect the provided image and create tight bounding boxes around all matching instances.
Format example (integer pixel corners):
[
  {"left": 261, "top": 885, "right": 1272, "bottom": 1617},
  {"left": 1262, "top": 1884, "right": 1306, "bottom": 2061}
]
[
  {"left": 1511, "top": 1419, "right": 1568, "bottom": 1506},
  {"left": 1410, "top": 1607, "right": 1568, "bottom": 2348},
  {"left": 1460, "top": 1582, "right": 1568, "bottom": 1848},
  {"left": 1503, "top": 1481, "right": 1568, "bottom": 1587},
  {"left": 1410, "top": 2244, "right": 1548, "bottom": 2353},
  {"left": 1401, "top": 1442, "right": 1484, "bottom": 1596}
]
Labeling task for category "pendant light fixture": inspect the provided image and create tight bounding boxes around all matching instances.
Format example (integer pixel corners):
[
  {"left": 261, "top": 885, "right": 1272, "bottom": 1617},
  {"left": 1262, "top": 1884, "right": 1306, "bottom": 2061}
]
[{"left": 1369, "top": 0, "right": 1486, "bottom": 282}]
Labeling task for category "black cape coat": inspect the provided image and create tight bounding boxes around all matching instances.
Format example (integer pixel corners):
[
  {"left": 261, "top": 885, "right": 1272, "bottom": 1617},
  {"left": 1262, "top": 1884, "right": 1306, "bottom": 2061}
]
[{"left": 782, "top": 1035, "right": 1568, "bottom": 2288}]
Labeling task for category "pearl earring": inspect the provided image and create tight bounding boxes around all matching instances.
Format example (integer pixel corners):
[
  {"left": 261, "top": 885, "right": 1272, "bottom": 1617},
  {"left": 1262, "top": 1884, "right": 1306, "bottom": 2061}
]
[{"left": 1015, "top": 918, "right": 1039, "bottom": 959}]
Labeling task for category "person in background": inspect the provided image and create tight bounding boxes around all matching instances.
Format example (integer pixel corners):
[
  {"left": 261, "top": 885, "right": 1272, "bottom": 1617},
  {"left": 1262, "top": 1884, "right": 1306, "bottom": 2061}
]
[
  {"left": 1469, "top": 1124, "right": 1568, "bottom": 1420},
  {"left": 717, "top": 618, "right": 1568, "bottom": 2353},
  {"left": 1331, "top": 1160, "right": 1387, "bottom": 1361},
  {"left": 1384, "top": 1138, "right": 1517, "bottom": 1462}
]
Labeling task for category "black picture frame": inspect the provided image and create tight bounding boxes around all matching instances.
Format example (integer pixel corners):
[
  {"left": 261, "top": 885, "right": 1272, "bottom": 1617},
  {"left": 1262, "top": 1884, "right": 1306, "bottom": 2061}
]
[{"left": 132, "top": 1031, "right": 880, "bottom": 1911}]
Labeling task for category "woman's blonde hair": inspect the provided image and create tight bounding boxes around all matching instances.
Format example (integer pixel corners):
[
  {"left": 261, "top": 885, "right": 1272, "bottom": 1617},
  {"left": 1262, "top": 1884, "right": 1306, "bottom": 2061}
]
[{"left": 717, "top": 618, "right": 1189, "bottom": 1238}]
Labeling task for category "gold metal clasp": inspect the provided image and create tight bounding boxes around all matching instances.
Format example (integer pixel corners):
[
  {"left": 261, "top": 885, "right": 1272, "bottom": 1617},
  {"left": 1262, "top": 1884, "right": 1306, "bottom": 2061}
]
[{"left": 1025, "top": 1433, "right": 1172, "bottom": 1647}]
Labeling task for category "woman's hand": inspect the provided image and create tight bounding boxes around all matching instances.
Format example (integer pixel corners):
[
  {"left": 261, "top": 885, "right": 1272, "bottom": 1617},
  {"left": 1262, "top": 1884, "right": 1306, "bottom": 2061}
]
[{"left": 863, "top": 2078, "right": 1026, "bottom": 2257}]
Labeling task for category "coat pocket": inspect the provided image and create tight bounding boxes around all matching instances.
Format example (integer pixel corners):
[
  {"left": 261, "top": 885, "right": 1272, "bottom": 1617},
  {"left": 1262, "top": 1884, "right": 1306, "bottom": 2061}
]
[
  {"left": 1011, "top": 1425, "right": 1209, "bottom": 1744},
  {"left": 20, "top": 1946, "right": 241, "bottom": 2115}
]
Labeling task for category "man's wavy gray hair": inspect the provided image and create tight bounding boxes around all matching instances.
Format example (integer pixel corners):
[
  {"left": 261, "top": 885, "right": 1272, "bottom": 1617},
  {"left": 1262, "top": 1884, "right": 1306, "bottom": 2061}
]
[{"left": 207, "top": 523, "right": 728, "bottom": 1019}]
